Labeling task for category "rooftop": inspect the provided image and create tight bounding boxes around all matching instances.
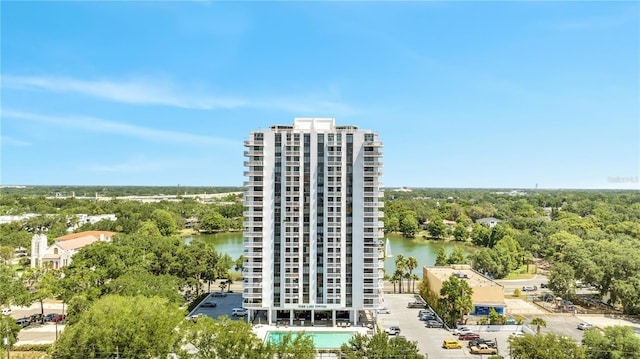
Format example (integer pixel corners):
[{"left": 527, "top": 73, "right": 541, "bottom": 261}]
[
  {"left": 56, "top": 236, "right": 100, "bottom": 250},
  {"left": 55, "top": 230, "right": 116, "bottom": 241},
  {"left": 425, "top": 265, "right": 502, "bottom": 288}
]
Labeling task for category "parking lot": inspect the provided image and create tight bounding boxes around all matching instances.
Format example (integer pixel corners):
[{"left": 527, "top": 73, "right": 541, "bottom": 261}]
[
  {"left": 189, "top": 291, "right": 246, "bottom": 322},
  {"left": 378, "top": 294, "right": 523, "bottom": 358}
]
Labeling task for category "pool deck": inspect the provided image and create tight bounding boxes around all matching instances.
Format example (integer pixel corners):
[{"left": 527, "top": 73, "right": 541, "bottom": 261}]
[{"left": 253, "top": 324, "right": 370, "bottom": 341}]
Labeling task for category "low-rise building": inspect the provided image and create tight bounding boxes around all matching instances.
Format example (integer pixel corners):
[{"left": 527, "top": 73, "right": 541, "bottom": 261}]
[
  {"left": 31, "top": 231, "right": 115, "bottom": 269},
  {"left": 423, "top": 264, "right": 505, "bottom": 315},
  {"left": 475, "top": 217, "right": 501, "bottom": 228}
]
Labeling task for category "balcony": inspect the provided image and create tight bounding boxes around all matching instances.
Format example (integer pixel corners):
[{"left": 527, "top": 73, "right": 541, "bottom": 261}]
[
  {"left": 243, "top": 282, "right": 263, "bottom": 289},
  {"left": 363, "top": 160, "right": 383, "bottom": 167},
  {"left": 243, "top": 160, "right": 264, "bottom": 167},
  {"left": 244, "top": 150, "right": 264, "bottom": 157},
  {"left": 243, "top": 181, "right": 262, "bottom": 187},
  {"left": 243, "top": 239, "right": 263, "bottom": 247},
  {"left": 244, "top": 170, "right": 263, "bottom": 177},
  {"left": 244, "top": 201, "right": 264, "bottom": 208},
  {"left": 243, "top": 291, "right": 262, "bottom": 299}
]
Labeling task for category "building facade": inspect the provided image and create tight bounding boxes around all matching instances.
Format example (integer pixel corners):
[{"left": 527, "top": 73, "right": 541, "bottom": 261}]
[
  {"left": 243, "top": 118, "right": 384, "bottom": 326},
  {"left": 423, "top": 265, "right": 506, "bottom": 316},
  {"left": 31, "top": 231, "right": 115, "bottom": 269}
]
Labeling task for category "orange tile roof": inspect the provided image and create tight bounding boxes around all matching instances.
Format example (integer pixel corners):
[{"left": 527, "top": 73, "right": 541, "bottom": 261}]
[
  {"left": 56, "top": 236, "right": 100, "bottom": 250},
  {"left": 55, "top": 231, "right": 116, "bottom": 241}
]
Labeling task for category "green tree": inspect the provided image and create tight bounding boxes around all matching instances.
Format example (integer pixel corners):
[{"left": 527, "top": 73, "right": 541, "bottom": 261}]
[
  {"left": 549, "top": 262, "right": 576, "bottom": 300},
  {"left": 105, "top": 270, "right": 183, "bottom": 304},
  {"left": 22, "top": 266, "right": 61, "bottom": 322},
  {"left": 179, "top": 316, "right": 266, "bottom": 358},
  {"left": 340, "top": 331, "right": 422, "bottom": 359},
  {"left": 434, "top": 247, "right": 448, "bottom": 266},
  {"left": 530, "top": 317, "right": 546, "bottom": 334},
  {"left": 264, "top": 331, "right": 316, "bottom": 359},
  {"left": 447, "top": 247, "right": 466, "bottom": 265},
  {"left": 0, "top": 263, "right": 31, "bottom": 307},
  {"left": 427, "top": 216, "right": 446, "bottom": 239},
  {"left": 453, "top": 222, "right": 468, "bottom": 241},
  {"left": 136, "top": 220, "right": 162, "bottom": 236},
  {"left": 151, "top": 209, "right": 178, "bottom": 236},
  {"left": 439, "top": 275, "right": 473, "bottom": 327},
  {"left": 51, "top": 295, "right": 184, "bottom": 359},
  {"left": 394, "top": 255, "right": 407, "bottom": 293},
  {"left": 399, "top": 213, "right": 419, "bottom": 238},
  {"left": 582, "top": 325, "right": 640, "bottom": 359},
  {"left": 509, "top": 333, "right": 585, "bottom": 359},
  {"left": 199, "top": 211, "right": 229, "bottom": 233},
  {"left": 488, "top": 307, "right": 505, "bottom": 325},
  {"left": 406, "top": 256, "right": 418, "bottom": 293}
]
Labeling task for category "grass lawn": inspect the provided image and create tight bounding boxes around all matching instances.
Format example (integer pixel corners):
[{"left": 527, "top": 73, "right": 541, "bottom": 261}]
[{"left": 504, "top": 264, "right": 538, "bottom": 280}]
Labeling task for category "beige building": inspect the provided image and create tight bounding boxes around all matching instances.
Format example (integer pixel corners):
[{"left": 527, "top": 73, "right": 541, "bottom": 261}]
[
  {"left": 423, "top": 264, "right": 505, "bottom": 315},
  {"left": 31, "top": 231, "right": 116, "bottom": 269}
]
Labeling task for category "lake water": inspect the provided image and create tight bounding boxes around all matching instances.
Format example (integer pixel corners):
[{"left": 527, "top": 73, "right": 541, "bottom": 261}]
[{"left": 188, "top": 232, "right": 470, "bottom": 275}]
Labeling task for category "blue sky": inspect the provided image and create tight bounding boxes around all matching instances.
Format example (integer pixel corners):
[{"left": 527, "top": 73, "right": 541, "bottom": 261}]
[{"left": 1, "top": 1, "right": 638, "bottom": 189}]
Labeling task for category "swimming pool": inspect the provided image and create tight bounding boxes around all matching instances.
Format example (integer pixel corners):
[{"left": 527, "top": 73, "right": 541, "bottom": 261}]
[{"left": 265, "top": 330, "right": 356, "bottom": 349}]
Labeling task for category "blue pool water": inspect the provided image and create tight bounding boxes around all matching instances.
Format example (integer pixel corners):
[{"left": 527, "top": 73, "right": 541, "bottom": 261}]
[{"left": 265, "top": 331, "right": 356, "bottom": 349}]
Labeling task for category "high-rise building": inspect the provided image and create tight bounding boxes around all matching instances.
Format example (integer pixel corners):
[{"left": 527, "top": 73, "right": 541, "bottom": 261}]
[{"left": 243, "top": 118, "right": 384, "bottom": 326}]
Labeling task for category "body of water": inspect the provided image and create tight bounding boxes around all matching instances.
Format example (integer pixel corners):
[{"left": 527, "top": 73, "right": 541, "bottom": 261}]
[{"left": 188, "top": 232, "right": 471, "bottom": 275}]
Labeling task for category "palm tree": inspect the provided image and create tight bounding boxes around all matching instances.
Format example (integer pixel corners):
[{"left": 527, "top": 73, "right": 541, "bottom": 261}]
[
  {"left": 395, "top": 255, "right": 407, "bottom": 293},
  {"left": 530, "top": 317, "right": 547, "bottom": 334},
  {"left": 406, "top": 256, "right": 418, "bottom": 293}
]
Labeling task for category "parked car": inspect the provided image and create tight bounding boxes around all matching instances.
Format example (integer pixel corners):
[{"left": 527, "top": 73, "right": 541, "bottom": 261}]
[
  {"left": 420, "top": 312, "right": 436, "bottom": 321},
  {"left": 232, "top": 308, "right": 248, "bottom": 317},
  {"left": 200, "top": 301, "right": 217, "bottom": 308},
  {"left": 522, "top": 285, "right": 538, "bottom": 291},
  {"left": 470, "top": 343, "right": 498, "bottom": 355},
  {"left": 1, "top": 308, "right": 11, "bottom": 315},
  {"left": 442, "top": 339, "right": 462, "bottom": 349},
  {"left": 51, "top": 314, "right": 66, "bottom": 323},
  {"left": 540, "top": 282, "right": 548, "bottom": 288},
  {"left": 384, "top": 326, "right": 401, "bottom": 335},
  {"left": 212, "top": 291, "right": 227, "bottom": 297},
  {"left": 187, "top": 313, "right": 207, "bottom": 322},
  {"left": 469, "top": 338, "right": 496, "bottom": 348},
  {"left": 459, "top": 333, "right": 480, "bottom": 341},
  {"left": 426, "top": 320, "right": 444, "bottom": 328},
  {"left": 29, "top": 313, "right": 43, "bottom": 323},
  {"left": 418, "top": 309, "right": 433, "bottom": 317},
  {"left": 376, "top": 307, "right": 391, "bottom": 314},
  {"left": 44, "top": 313, "right": 59, "bottom": 322},
  {"left": 16, "top": 318, "right": 30, "bottom": 328},
  {"left": 577, "top": 322, "right": 593, "bottom": 330},
  {"left": 450, "top": 327, "right": 471, "bottom": 335},
  {"left": 510, "top": 332, "right": 525, "bottom": 338},
  {"left": 407, "top": 302, "right": 426, "bottom": 309}
]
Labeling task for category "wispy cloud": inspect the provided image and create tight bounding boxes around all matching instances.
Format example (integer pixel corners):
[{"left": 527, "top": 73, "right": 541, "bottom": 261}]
[
  {"left": 0, "top": 136, "right": 32, "bottom": 147},
  {"left": 2, "top": 110, "right": 240, "bottom": 147},
  {"left": 2, "top": 75, "right": 245, "bottom": 110},
  {"left": 2, "top": 75, "right": 358, "bottom": 115}
]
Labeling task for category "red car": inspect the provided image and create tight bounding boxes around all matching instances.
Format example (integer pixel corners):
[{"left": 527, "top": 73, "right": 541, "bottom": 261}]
[
  {"left": 459, "top": 333, "right": 480, "bottom": 341},
  {"left": 51, "top": 314, "right": 66, "bottom": 323}
]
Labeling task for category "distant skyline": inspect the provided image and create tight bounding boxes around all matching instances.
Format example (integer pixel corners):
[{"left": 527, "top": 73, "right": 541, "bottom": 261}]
[{"left": 1, "top": 2, "right": 638, "bottom": 189}]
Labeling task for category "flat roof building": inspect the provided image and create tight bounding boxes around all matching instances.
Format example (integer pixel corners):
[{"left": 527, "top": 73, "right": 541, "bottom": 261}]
[
  {"left": 423, "top": 265, "right": 505, "bottom": 316},
  {"left": 243, "top": 118, "right": 384, "bottom": 326}
]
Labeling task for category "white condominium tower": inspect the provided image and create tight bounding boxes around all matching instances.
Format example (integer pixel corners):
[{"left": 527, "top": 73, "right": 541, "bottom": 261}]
[{"left": 243, "top": 118, "right": 384, "bottom": 326}]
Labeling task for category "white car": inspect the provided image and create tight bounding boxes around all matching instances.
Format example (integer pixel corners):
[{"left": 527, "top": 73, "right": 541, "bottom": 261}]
[
  {"left": 450, "top": 327, "right": 471, "bottom": 335},
  {"left": 384, "top": 326, "right": 401, "bottom": 335},
  {"left": 1, "top": 308, "right": 11, "bottom": 315},
  {"left": 577, "top": 322, "right": 593, "bottom": 330},
  {"left": 232, "top": 308, "right": 248, "bottom": 317},
  {"left": 377, "top": 307, "right": 391, "bottom": 314},
  {"left": 510, "top": 332, "right": 525, "bottom": 338}
]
